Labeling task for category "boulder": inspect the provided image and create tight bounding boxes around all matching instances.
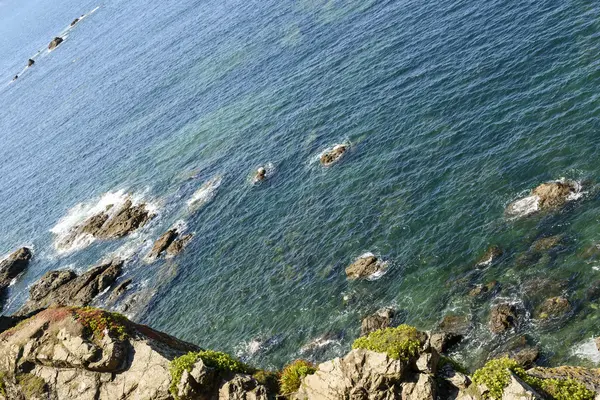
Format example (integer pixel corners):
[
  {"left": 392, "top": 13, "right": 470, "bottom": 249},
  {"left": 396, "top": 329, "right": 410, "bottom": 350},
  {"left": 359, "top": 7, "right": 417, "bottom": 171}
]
[
  {"left": 148, "top": 229, "right": 178, "bottom": 259},
  {"left": 253, "top": 167, "right": 267, "bottom": 183},
  {"left": 0, "top": 306, "right": 199, "bottom": 400},
  {"left": 536, "top": 296, "right": 571, "bottom": 320},
  {"left": 218, "top": 374, "right": 269, "bottom": 400},
  {"left": 477, "top": 246, "right": 503, "bottom": 267},
  {"left": 18, "top": 260, "right": 123, "bottom": 315},
  {"left": 489, "top": 303, "right": 518, "bottom": 334},
  {"left": 48, "top": 36, "right": 63, "bottom": 50},
  {"left": 360, "top": 307, "right": 395, "bottom": 336},
  {"left": 502, "top": 372, "right": 543, "bottom": 399},
  {"left": 506, "top": 180, "right": 580, "bottom": 216},
  {"left": 166, "top": 233, "right": 194, "bottom": 256},
  {"left": 491, "top": 336, "right": 540, "bottom": 368},
  {"left": 345, "top": 254, "right": 387, "bottom": 280},
  {"left": 0, "top": 247, "right": 32, "bottom": 308},
  {"left": 320, "top": 144, "right": 347, "bottom": 166}
]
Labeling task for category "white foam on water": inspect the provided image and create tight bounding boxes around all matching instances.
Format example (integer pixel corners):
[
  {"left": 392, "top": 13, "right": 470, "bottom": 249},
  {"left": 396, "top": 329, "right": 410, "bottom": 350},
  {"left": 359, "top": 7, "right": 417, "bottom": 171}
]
[
  {"left": 506, "top": 195, "right": 540, "bottom": 218},
  {"left": 571, "top": 338, "right": 600, "bottom": 363},
  {"left": 187, "top": 175, "right": 223, "bottom": 209},
  {"left": 50, "top": 189, "right": 158, "bottom": 255}
]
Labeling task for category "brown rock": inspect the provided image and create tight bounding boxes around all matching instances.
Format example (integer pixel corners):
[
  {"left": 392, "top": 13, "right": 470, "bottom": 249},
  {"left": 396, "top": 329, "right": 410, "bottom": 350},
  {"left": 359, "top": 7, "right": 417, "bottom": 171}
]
[
  {"left": 532, "top": 181, "right": 578, "bottom": 210},
  {"left": 536, "top": 296, "right": 571, "bottom": 320},
  {"left": 166, "top": 233, "right": 194, "bottom": 256},
  {"left": 0, "top": 247, "right": 32, "bottom": 290},
  {"left": 530, "top": 235, "right": 564, "bottom": 252},
  {"left": 477, "top": 246, "right": 503, "bottom": 266},
  {"left": 320, "top": 145, "right": 347, "bottom": 166},
  {"left": 360, "top": 308, "right": 395, "bottom": 336},
  {"left": 345, "top": 254, "right": 386, "bottom": 280},
  {"left": 489, "top": 303, "right": 518, "bottom": 334},
  {"left": 48, "top": 36, "right": 63, "bottom": 50},
  {"left": 148, "top": 229, "right": 178, "bottom": 259},
  {"left": 439, "top": 315, "right": 471, "bottom": 337},
  {"left": 468, "top": 281, "right": 499, "bottom": 299}
]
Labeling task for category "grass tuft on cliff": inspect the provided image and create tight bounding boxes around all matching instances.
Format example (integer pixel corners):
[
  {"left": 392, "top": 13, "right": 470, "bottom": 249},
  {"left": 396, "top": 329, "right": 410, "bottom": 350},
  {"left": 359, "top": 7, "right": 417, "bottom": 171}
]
[
  {"left": 17, "top": 373, "right": 47, "bottom": 398},
  {"left": 72, "top": 307, "right": 129, "bottom": 341},
  {"left": 352, "top": 325, "right": 421, "bottom": 361},
  {"left": 169, "top": 350, "right": 253, "bottom": 399},
  {"left": 472, "top": 357, "right": 594, "bottom": 400},
  {"left": 280, "top": 360, "right": 316, "bottom": 394}
]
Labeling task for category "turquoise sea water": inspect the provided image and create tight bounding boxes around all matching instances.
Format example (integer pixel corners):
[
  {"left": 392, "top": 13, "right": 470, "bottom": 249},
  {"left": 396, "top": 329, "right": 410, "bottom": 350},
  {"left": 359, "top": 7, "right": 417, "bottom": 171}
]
[{"left": 2, "top": 0, "right": 600, "bottom": 370}]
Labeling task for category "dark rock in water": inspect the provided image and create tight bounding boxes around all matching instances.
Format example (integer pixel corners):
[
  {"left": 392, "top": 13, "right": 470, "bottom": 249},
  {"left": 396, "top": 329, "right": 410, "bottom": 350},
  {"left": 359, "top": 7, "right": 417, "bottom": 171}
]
[
  {"left": 360, "top": 307, "right": 395, "bottom": 336},
  {"left": 489, "top": 303, "right": 518, "bottom": 334},
  {"left": 320, "top": 144, "right": 347, "bottom": 166},
  {"left": 148, "top": 229, "right": 178, "bottom": 259},
  {"left": 476, "top": 246, "right": 503, "bottom": 267},
  {"left": 468, "top": 280, "right": 499, "bottom": 299},
  {"left": 253, "top": 166, "right": 267, "bottom": 183},
  {"left": 18, "top": 259, "right": 123, "bottom": 315},
  {"left": 59, "top": 199, "right": 154, "bottom": 250},
  {"left": 107, "top": 278, "right": 132, "bottom": 305},
  {"left": 438, "top": 314, "right": 471, "bottom": 337},
  {"left": 70, "top": 17, "right": 80, "bottom": 26},
  {"left": 530, "top": 235, "right": 564, "bottom": 252},
  {"left": 27, "top": 58, "right": 34, "bottom": 67},
  {"left": 0, "top": 247, "right": 32, "bottom": 308},
  {"left": 12, "top": 75, "right": 18, "bottom": 81},
  {"left": 345, "top": 254, "right": 387, "bottom": 280},
  {"left": 521, "top": 278, "right": 567, "bottom": 303},
  {"left": 166, "top": 233, "right": 194, "bottom": 256},
  {"left": 492, "top": 336, "right": 540, "bottom": 368},
  {"left": 536, "top": 296, "right": 571, "bottom": 320},
  {"left": 586, "top": 280, "right": 600, "bottom": 301},
  {"left": 48, "top": 36, "right": 63, "bottom": 50}
]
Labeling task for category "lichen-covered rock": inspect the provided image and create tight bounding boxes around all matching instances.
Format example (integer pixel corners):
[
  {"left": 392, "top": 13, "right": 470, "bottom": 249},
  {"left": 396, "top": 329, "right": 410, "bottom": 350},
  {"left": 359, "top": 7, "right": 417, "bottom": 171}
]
[
  {"left": 0, "top": 307, "right": 199, "bottom": 400},
  {"left": 18, "top": 260, "right": 123, "bottom": 315},
  {"left": 360, "top": 308, "right": 395, "bottom": 336},
  {"left": 536, "top": 296, "right": 571, "bottom": 320},
  {"left": 345, "top": 254, "right": 387, "bottom": 280},
  {"left": 489, "top": 303, "right": 518, "bottom": 334}
]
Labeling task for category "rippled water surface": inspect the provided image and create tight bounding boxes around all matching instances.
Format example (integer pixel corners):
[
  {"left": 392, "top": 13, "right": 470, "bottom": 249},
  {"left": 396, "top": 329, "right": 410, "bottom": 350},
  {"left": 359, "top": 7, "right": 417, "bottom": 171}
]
[{"left": 2, "top": 0, "right": 600, "bottom": 369}]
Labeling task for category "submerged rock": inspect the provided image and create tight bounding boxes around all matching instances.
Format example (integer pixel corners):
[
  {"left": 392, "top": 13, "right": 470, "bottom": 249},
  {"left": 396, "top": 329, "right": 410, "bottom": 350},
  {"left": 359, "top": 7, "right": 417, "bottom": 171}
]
[
  {"left": 536, "top": 296, "right": 571, "bottom": 320},
  {"left": 506, "top": 180, "right": 581, "bottom": 217},
  {"left": 0, "top": 247, "right": 32, "bottom": 308},
  {"left": 320, "top": 144, "right": 347, "bottom": 166},
  {"left": 48, "top": 36, "right": 63, "bottom": 50},
  {"left": 18, "top": 259, "right": 123, "bottom": 315},
  {"left": 345, "top": 254, "right": 387, "bottom": 280},
  {"left": 360, "top": 307, "right": 395, "bottom": 336},
  {"left": 489, "top": 303, "right": 518, "bottom": 334},
  {"left": 491, "top": 336, "right": 540, "bottom": 368},
  {"left": 476, "top": 246, "right": 503, "bottom": 267},
  {"left": 468, "top": 280, "right": 499, "bottom": 299},
  {"left": 530, "top": 235, "right": 564, "bottom": 252}
]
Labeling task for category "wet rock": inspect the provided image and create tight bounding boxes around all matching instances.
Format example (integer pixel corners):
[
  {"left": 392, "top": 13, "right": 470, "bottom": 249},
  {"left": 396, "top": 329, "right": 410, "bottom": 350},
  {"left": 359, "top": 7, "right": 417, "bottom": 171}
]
[
  {"left": 320, "top": 144, "right": 347, "bottom": 166},
  {"left": 438, "top": 315, "right": 471, "bottom": 337},
  {"left": 492, "top": 336, "right": 540, "bottom": 368},
  {"left": 586, "top": 280, "right": 600, "bottom": 301},
  {"left": 166, "top": 233, "right": 194, "bottom": 256},
  {"left": 536, "top": 296, "right": 571, "bottom": 320},
  {"left": 468, "top": 281, "right": 499, "bottom": 299},
  {"left": 506, "top": 180, "right": 580, "bottom": 216},
  {"left": 521, "top": 278, "right": 567, "bottom": 302},
  {"left": 345, "top": 254, "right": 387, "bottom": 280},
  {"left": 148, "top": 229, "right": 178, "bottom": 259},
  {"left": 477, "top": 246, "right": 503, "bottom": 267},
  {"left": 530, "top": 235, "right": 564, "bottom": 252},
  {"left": 0, "top": 306, "right": 199, "bottom": 399},
  {"left": 27, "top": 58, "right": 35, "bottom": 67},
  {"left": 18, "top": 260, "right": 123, "bottom": 315},
  {"left": 253, "top": 167, "right": 267, "bottom": 183},
  {"left": 0, "top": 247, "right": 32, "bottom": 308},
  {"left": 360, "top": 307, "right": 395, "bottom": 336},
  {"left": 71, "top": 17, "right": 80, "bottom": 26},
  {"left": 489, "top": 303, "right": 518, "bottom": 334},
  {"left": 48, "top": 36, "right": 63, "bottom": 50},
  {"left": 107, "top": 278, "right": 132, "bottom": 305}
]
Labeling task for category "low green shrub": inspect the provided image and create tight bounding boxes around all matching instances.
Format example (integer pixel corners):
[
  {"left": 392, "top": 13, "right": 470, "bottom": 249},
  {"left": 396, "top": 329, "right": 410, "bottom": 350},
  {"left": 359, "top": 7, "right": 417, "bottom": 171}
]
[
  {"left": 169, "top": 350, "right": 253, "bottom": 399},
  {"left": 472, "top": 357, "right": 594, "bottom": 400},
  {"left": 72, "top": 307, "right": 129, "bottom": 340},
  {"left": 253, "top": 370, "right": 280, "bottom": 394},
  {"left": 280, "top": 360, "right": 316, "bottom": 394},
  {"left": 352, "top": 325, "right": 421, "bottom": 360}
]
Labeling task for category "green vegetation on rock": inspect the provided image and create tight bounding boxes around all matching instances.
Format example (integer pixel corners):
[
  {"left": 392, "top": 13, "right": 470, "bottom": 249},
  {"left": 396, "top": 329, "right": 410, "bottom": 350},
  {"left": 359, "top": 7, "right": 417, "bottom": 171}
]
[
  {"left": 280, "top": 360, "right": 316, "bottom": 394},
  {"left": 17, "top": 373, "right": 47, "bottom": 399},
  {"left": 473, "top": 357, "right": 594, "bottom": 400},
  {"left": 352, "top": 325, "right": 421, "bottom": 361},
  {"left": 72, "top": 307, "right": 129, "bottom": 340},
  {"left": 0, "top": 371, "right": 6, "bottom": 397},
  {"left": 169, "top": 350, "right": 253, "bottom": 399},
  {"left": 439, "top": 355, "right": 468, "bottom": 375}
]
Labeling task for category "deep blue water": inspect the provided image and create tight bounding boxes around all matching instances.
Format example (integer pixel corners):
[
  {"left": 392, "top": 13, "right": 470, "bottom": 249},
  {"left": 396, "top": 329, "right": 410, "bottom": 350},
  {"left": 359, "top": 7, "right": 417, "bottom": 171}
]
[{"left": 2, "top": 0, "right": 600, "bottom": 369}]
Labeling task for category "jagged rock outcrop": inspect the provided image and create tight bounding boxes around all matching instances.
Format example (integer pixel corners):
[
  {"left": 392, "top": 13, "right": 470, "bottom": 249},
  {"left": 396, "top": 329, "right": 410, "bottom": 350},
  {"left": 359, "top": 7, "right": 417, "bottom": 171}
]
[
  {"left": 48, "top": 37, "right": 63, "bottom": 50},
  {"left": 0, "top": 247, "right": 32, "bottom": 308},
  {"left": 320, "top": 145, "right": 347, "bottom": 166},
  {"left": 57, "top": 199, "right": 155, "bottom": 250},
  {"left": 345, "top": 254, "right": 387, "bottom": 280},
  {"left": 489, "top": 303, "right": 518, "bottom": 334},
  {"left": 148, "top": 229, "right": 194, "bottom": 260},
  {"left": 18, "top": 260, "right": 123, "bottom": 315},
  {"left": 0, "top": 307, "right": 199, "bottom": 400}
]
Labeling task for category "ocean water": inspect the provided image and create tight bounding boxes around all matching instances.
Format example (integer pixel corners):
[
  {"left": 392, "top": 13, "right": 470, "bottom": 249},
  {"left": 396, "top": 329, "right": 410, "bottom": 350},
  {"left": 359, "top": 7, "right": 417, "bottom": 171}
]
[{"left": 1, "top": 0, "right": 600, "bottom": 370}]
